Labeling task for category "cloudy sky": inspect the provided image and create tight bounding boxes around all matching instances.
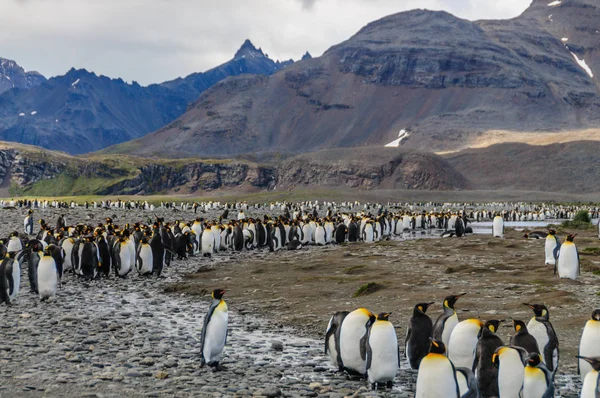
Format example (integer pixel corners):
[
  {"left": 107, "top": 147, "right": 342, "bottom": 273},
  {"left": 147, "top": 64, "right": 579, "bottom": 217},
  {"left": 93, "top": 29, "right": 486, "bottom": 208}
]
[{"left": 1, "top": 0, "right": 531, "bottom": 85}]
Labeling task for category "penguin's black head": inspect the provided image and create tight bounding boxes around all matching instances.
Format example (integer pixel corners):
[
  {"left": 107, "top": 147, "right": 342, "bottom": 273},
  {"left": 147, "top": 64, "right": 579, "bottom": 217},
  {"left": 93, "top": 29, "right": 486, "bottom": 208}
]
[
  {"left": 10, "top": 231, "right": 18, "bottom": 237},
  {"left": 430, "top": 340, "right": 446, "bottom": 355},
  {"left": 577, "top": 356, "right": 600, "bottom": 372},
  {"left": 566, "top": 234, "right": 577, "bottom": 242},
  {"left": 376, "top": 312, "right": 391, "bottom": 321},
  {"left": 523, "top": 303, "right": 548, "bottom": 318},
  {"left": 591, "top": 309, "right": 600, "bottom": 321},
  {"left": 547, "top": 229, "right": 556, "bottom": 235},
  {"left": 484, "top": 320, "right": 503, "bottom": 333},
  {"left": 415, "top": 302, "right": 435, "bottom": 313},
  {"left": 212, "top": 289, "right": 225, "bottom": 300},
  {"left": 526, "top": 353, "right": 542, "bottom": 367},
  {"left": 444, "top": 293, "right": 466, "bottom": 309},
  {"left": 512, "top": 319, "right": 526, "bottom": 332},
  {"left": 28, "top": 209, "right": 33, "bottom": 215}
]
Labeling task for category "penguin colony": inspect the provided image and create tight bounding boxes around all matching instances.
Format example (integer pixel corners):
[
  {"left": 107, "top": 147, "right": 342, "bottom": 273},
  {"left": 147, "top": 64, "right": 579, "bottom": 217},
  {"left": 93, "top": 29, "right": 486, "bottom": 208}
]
[
  {"left": 1, "top": 199, "right": 600, "bottom": 395},
  {"left": 326, "top": 298, "right": 600, "bottom": 397}
]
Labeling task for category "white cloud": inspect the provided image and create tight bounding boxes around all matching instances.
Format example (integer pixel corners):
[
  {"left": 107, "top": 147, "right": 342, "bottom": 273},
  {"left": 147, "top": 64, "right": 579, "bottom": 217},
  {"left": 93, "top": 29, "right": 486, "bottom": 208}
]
[{"left": 0, "top": 0, "right": 532, "bottom": 85}]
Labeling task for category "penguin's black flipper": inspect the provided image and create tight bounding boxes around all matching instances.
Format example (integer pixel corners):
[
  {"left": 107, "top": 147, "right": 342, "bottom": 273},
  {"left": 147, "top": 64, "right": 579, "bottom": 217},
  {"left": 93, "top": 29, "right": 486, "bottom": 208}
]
[
  {"left": 359, "top": 331, "right": 369, "bottom": 361},
  {"left": 365, "top": 333, "right": 373, "bottom": 372}
]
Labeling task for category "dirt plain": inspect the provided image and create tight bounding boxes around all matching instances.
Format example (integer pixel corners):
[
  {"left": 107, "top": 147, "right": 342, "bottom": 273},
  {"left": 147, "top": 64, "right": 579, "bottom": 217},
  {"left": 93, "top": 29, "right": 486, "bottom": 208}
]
[{"left": 170, "top": 226, "right": 600, "bottom": 379}]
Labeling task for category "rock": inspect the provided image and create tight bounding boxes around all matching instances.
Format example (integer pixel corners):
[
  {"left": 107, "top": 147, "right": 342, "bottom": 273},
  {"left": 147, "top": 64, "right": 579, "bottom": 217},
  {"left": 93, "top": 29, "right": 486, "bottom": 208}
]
[
  {"left": 155, "top": 371, "right": 169, "bottom": 379},
  {"left": 260, "top": 387, "right": 282, "bottom": 397},
  {"left": 271, "top": 341, "right": 284, "bottom": 351}
]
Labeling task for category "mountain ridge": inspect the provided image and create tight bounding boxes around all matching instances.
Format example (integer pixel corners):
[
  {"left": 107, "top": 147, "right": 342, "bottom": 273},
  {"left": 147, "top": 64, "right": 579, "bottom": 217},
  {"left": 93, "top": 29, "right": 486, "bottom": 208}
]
[{"left": 117, "top": 2, "right": 600, "bottom": 158}]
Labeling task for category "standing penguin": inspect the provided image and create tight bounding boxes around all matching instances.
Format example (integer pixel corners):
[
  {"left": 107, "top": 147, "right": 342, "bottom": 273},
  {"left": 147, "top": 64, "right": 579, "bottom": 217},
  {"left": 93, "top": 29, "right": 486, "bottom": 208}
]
[
  {"left": 0, "top": 254, "right": 20, "bottom": 305},
  {"left": 474, "top": 320, "right": 504, "bottom": 398},
  {"left": 37, "top": 247, "right": 58, "bottom": 301},
  {"left": 579, "top": 309, "right": 600, "bottom": 381},
  {"left": 96, "top": 234, "right": 111, "bottom": 277},
  {"left": 447, "top": 319, "right": 484, "bottom": 369},
  {"left": 544, "top": 229, "right": 560, "bottom": 266},
  {"left": 406, "top": 302, "right": 435, "bottom": 370},
  {"left": 339, "top": 307, "right": 376, "bottom": 376},
  {"left": 556, "top": 234, "right": 579, "bottom": 280},
  {"left": 578, "top": 356, "right": 600, "bottom": 398},
  {"left": 80, "top": 236, "right": 99, "bottom": 280},
  {"left": 510, "top": 319, "right": 540, "bottom": 355},
  {"left": 325, "top": 311, "right": 349, "bottom": 371},
  {"left": 433, "top": 293, "right": 467, "bottom": 348},
  {"left": 136, "top": 237, "right": 154, "bottom": 276},
  {"left": 523, "top": 353, "right": 554, "bottom": 398},
  {"left": 200, "top": 289, "right": 228, "bottom": 371},
  {"left": 28, "top": 243, "right": 43, "bottom": 293},
  {"left": 201, "top": 225, "right": 214, "bottom": 257},
  {"left": 113, "top": 237, "right": 132, "bottom": 277},
  {"left": 24, "top": 210, "right": 34, "bottom": 235},
  {"left": 524, "top": 303, "right": 559, "bottom": 375},
  {"left": 493, "top": 346, "right": 527, "bottom": 398},
  {"left": 150, "top": 226, "right": 165, "bottom": 277},
  {"left": 492, "top": 215, "right": 504, "bottom": 238},
  {"left": 416, "top": 340, "right": 460, "bottom": 398},
  {"left": 366, "top": 312, "right": 399, "bottom": 389}
]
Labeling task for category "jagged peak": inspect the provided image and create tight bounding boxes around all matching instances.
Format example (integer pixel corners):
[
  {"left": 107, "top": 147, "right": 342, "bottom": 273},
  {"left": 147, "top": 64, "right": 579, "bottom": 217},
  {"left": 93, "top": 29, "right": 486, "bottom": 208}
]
[
  {"left": 301, "top": 51, "right": 312, "bottom": 60},
  {"left": 234, "top": 39, "right": 265, "bottom": 59}
]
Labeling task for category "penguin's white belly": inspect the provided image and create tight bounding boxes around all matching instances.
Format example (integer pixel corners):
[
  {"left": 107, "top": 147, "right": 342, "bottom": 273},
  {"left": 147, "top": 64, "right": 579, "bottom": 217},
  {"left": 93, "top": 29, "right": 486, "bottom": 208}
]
[
  {"left": 523, "top": 368, "right": 548, "bottom": 398},
  {"left": 340, "top": 317, "right": 369, "bottom": 374},
  {"left": 7, "top": 238, "right": 22, "bottom": 253},
  {"left": 127, "top": 240, "right": 136, "bottom": 268},
  {"left": 118, "top": 245, "right": 132, "bottom": 276},
  {"left": 201, "top": 231, "right": 214, "bottom": 254},
  {"left": 492, "top": 218, "right": 504, "bottom": 237},
  {"left": 367, "top": 325, "right": 398, "bottom": 383},
  {"left": 447, "top": 326, "right": 478, "bottom": 369},
  {"left": 528, "top": 320, "right": 549, "bottom": 363},
  {"left": 9, "top": 261, "right": 20, "bottom": 300},
  {"left": 498, "top": 350, "right": 525, "bottom": 398},
  {"left": 415, "top": 354, "right": 458, "bottom": 398},
  {"left": 62, "top": 241, "right": 74, "bottom": 271},
  {"left": 137, "top": 246, "right": 153, "bottom": 275},
  {"left": 581, "top": 370, "right": 599, "bottom": 398},
  {"left": 557, "top": 244, "right": 578, "bottom": 280},
  {"left": 363, "top": 225, "right": 374, "bottom": 242},
  {"left": 441, "top": 314, "right": 459, "bottom": 348},
  {"left": 544, "top": 238, "right": 556, "bottom": 265},
  {"left": 37, "top": 258, "right": 57, "bottom": 299},
  {"left": 455, "top": 371, "right": 468, "bottom": 397},
  {"left": 327, "top": 334, "right": 338, "bottom": 367},
  {"left": 204, "top": 310, "right": 228, "bottom": 363},
  {"left": 211, "top": 228, "right": 220, "bottom": 252},
  {"left": 315, "top": 227, "right": 326, "bottom": 245},
  {"left": 579, "top": 321, "right": 600, "bottom": 380}
]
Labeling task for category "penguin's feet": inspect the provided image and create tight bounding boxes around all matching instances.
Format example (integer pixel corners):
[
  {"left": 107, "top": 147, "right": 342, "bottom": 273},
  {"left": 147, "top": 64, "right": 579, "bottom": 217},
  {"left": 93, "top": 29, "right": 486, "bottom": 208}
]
[
  {"left": 386, "top": 381, "right": 393, "bottom": 389},
  {"left": 213, "top": 363, "right": 227, "bottom": 371}
]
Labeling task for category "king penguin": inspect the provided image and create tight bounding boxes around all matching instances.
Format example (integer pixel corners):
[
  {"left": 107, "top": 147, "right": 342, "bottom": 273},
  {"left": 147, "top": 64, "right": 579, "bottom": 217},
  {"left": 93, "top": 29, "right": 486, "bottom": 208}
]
[
  {"left": 37, "top": 246, "right": 58, "bottom": 301},
  {"left": 24, "top": 210, "right": 34, "bottom": 235},
  {"left": 325, "top": 311, "right": 349, "bottom": 371},
  {"left": 577, "top": 356, "right": 600, "bottom": 398},
  {"left": 339, "top": 307, "right": 376, "bottom": 376},
  {"left": 492, "top": 215, "right": 504, "bottom": 238},
  {"left": 544, "top": 229, "right": 560, "bottom": 266},
  {"left": 524, "top": 303, "right": 559, "bottom": 376},
  {"left": 200, "top": 289, "right": 228, "bottom": 371},
  {"left": 510, "top": 319, "right": 540, "bottom": 356},
  {"left": 136, "top": 236, "right": 153, "bottom": 276},
  {"left": 556, "top": 234, "right": 579, "bottom": 280},
  {"left": 493, "top": 346, "right": 527, "bottom": 398},
  {"left": 433, "top": 293, "right": 467, "bottom": 349},
  {"left": 406, "top": 302, "right": 435, "bottom": 370},
  {"left": 0, "top": 253, "right": 20, "bottom": 305},
  {"left": 366, "top": 312, "right": 399, "bottom": 389},
  {"left": 523, "top": 353, "right": 554, "bottom": 398},
  {"left": 579, "top": 309, "right": 600, "bottom": 381},
  {"left": 416, "top": 340, "right": 460, "bottom": 398},
  {"left": 475, "top": 320, "right": 504, "bottom": 398},
  {"left": 447, "top": 318, "right": 484, "bottom": 370}
]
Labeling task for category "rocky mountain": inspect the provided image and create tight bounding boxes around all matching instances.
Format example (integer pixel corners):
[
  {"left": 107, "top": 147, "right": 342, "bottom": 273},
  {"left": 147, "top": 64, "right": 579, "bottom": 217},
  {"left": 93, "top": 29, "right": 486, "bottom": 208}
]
[
  {"left": 0, "top": 58, "right": 46, "bottom": 94},
  {"left": 0, "top": 40, "right": 294, "bottom": 154},
  {"left": 116, "top": 1, "right": 600, "bottom": 158},
  {"left": 161, "top": 39, "right": 293, "bottom": 103},
  {"left": 0, "top": 143, "right": 467, "bottom": 197}
]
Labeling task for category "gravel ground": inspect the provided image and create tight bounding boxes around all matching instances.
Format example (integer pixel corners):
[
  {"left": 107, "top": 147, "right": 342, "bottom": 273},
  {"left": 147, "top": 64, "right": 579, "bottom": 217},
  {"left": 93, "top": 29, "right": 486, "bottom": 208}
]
[{"left": 0, "top": 205, "right": 593, "bottom": 397}]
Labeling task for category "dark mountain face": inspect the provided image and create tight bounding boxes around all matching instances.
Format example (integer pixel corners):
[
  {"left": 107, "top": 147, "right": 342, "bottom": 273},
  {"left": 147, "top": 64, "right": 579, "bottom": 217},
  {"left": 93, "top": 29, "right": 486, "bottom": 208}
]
[
  {"left": 0, "top": 58, "right": 46, "bottom": 94},
  {"left": 160, "top": 39, "right": 293, "bottom": 103},
  {"left": 118, "top": 4, "right": 600, "bottom": 158},
  {"left": 0, "top": 40, "right": 293, "bottom": 154},
  {"left": 0, "top": 68, "right": 189, "bottom": 154}
]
